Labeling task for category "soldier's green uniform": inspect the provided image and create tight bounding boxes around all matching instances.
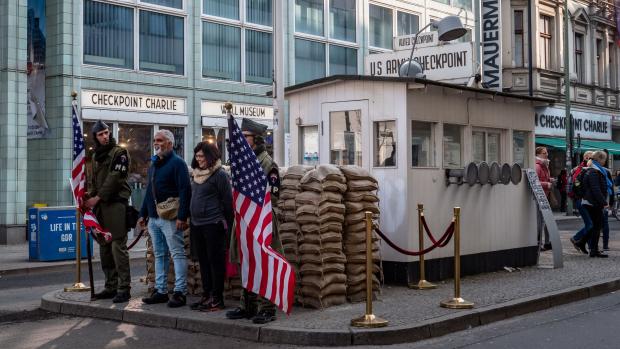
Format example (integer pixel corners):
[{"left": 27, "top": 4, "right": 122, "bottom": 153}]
[
  {"left": 227, "top": 118, "right": 282, "bottom": 323},
  {"left": 87, "top": 123, "right": 132, "bottom": 297}
]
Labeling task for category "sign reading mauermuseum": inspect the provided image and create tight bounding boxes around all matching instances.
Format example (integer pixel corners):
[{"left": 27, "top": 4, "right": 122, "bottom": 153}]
[
  {"left": 393, "top": 32, "right": 439, "bottom": 51},
  {"left": 535, "top": 107, "right": 612, "bottom": 140},
  {"left": 365, "top": 42, "right": 474, "bottom": 82},
  {"left": 82, "top": 90, "right": 186, "bottom": 114},
  {"left": 481, "top": 0, "right": 502, "bottom": 91},
  {"left": 201, "top": 101, "right": 274, "bottom": 119}
]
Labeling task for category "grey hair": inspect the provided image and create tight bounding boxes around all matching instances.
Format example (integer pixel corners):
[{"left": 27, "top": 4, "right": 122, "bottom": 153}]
[
  {"left": 583, "top": 150, "right": 594, "bottom": 159},
  {"left": 591, "top": 150, "right": 607, "bottom": 163},
  {"left": 155, "top": 129, "right": 175, "bottom": 147}
]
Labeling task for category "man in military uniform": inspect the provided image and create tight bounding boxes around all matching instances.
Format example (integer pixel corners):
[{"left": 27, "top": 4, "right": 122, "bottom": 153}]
[
  {"left": 226, "top": 118, "right": 283, "bottom": 324},
  {"left": 84, "top": 120, "right": 132, "bottom": 303}
]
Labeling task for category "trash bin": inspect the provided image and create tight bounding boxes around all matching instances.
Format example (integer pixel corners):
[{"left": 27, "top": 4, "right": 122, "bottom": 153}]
[{"left": 28, "top": 206, "right": 92, "bottom": 261}]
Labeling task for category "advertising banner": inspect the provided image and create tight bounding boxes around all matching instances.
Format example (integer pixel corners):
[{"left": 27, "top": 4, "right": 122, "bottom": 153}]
[
  {"left": 27, "top": 0, "right": 49, "bottom": 139},
  {"left": 481, "top": 0, "right": 502, "bottom": 91}
]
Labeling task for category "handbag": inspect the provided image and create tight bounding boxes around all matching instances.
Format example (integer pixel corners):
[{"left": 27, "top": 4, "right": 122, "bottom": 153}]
[{"left": 151, "top": 167, "right": 180, "bottom": 220}]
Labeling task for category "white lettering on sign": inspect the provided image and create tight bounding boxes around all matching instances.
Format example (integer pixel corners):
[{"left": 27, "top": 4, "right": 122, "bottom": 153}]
[
  {"left": 481, "top": 0, "right": 502, "bottom": 91},
  {"left": 201, "top": 101, "right": 274, "bottom": 119},
  {"left": 535, "top": 107, "right": 612, "bottom": 140},
  {"left": 393, "top": 32, "right": 439, "bottom": 51},
  {"left": 364, "top": 42, "right": 474, "bottom": 82},
  {"left": 82, "top": 90, "right": 186, "bottom": 114}
]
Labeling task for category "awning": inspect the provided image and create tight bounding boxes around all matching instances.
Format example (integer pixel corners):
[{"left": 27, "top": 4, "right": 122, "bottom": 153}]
[{"left": 535, "top": 137, "right": 620, "bottom": 155}]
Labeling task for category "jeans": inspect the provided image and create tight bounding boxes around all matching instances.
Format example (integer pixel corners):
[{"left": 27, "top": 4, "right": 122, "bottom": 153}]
[
  {"left": 573, "top": 200, "right": 593, "bottom": 242},
  {"left": 584, "top": 205, "right": 604, "bottom": 254},
  {"left": 190, "top": 222, "right": 226, "bottom": 300},
  {"left": 148, "top": 217, "right": 187, "bottom": 294}
]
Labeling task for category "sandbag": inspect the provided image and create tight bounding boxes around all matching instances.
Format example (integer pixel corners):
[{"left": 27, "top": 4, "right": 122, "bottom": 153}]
[
  {"left": 338, "top": 165, "right": 377, "bottom": 182},
  {"left": 347, "top": 179, "right": 379, "bottom": 191}
]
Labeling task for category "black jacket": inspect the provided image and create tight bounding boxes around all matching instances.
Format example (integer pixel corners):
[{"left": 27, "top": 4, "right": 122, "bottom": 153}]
[
  {"left": 583, "top": 168, "right": 608, "bottom": 208},
  {"left": 189, "top": 168, "right": 233, "bottom": 228}
]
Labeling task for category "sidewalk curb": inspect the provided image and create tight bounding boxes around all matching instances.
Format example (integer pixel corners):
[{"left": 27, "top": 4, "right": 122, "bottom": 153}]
[
  {"left": 40, "top": 277, "right": 620, "bottom": 346},
  {"left": 0, "top": 256, "right": 146, "bottom": 277}
]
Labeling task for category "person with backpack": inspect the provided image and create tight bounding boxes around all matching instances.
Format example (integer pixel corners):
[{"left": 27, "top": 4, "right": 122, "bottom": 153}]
[
  {"left": 580, "top": 150, "right": 610, "bottom": 258},
  {"left": 570, "top": 151, "right": 593, "bottom": 254}
]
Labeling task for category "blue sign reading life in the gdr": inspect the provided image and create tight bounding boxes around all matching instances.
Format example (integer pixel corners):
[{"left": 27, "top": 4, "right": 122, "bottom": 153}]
[{"left": 28, "top": 206, "right": 91, "bottom": 261}]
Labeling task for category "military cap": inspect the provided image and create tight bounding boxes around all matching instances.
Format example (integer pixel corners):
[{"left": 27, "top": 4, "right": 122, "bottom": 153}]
[
  {"left": 91, "top": 120, "right": 110, "bottom": 136},
  {"left": 241, "top": 118, "right": 268, "bottom": 136}
]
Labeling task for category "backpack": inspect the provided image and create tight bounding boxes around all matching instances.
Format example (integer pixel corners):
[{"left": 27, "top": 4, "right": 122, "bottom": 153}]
[{"left": 570, "top": 168, "right": 589, "bottom": 200}]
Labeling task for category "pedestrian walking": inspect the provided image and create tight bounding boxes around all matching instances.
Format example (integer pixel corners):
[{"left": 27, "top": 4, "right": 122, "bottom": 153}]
[
  {"left": 139, "top": 129, "right": 191, "bottom": 307},
  {"left": 85, "top": 120, "right": 132, "bottom": 303},
  {"left": 570, "top": 151, "right": 593, "bottom": 254},
  {"left": 188, "top": 142, "right": 233, "bottom": 312},
  {"left": 581, "top": 151, "right": 610, "bottom": 258}
]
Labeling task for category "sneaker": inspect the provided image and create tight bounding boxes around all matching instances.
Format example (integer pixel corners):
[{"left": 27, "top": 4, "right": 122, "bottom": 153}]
[
  {"left": 201, "top": 297, "right": 225, "bottom": 312},
  {"left": 190, "top": 296, "right": 212, "bottom": 311},
  {"left": 543, "top": 243, "right": 552, "bottom": 251},
  {"left": 112, "top": 291, "right": 131, "bottom": 303},
  {"left": 252, "top": 310, "right": 276, "bottom": 324},
  {"left": 167, "top": 291, "right": 186, "bottom": 308},
  {"left": 142, "top": 290, "right": 169, "bottom": 304},
  {"left": 94, "top": 289, "right": 117, "bottom": 300},
  {"left": 589, "top": 252, "right": 609, "bottom": 258},
  {"left": 226, "top": 307, "right": 250, "bottom": 320}
]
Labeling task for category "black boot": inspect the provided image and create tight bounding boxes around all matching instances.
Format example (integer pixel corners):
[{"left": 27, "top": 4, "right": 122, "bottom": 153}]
[
  {"left": 190, "top": 296, "right": 212, "bottom": 311},
  {"left": 201, "top": 296, "right": 224, "bottom": 312},
  {"left": 94, "top": 289, "right": 117, "bottom": 300},
  {"left": 226, "top": 307, "right": 250, "bottom": 319},
  {"left": 112, "top": 291, "right": 131, "bottom": 303},
  {"left": 252, "top": 310, "right": 276, "bottom": 324},
  {"left": 167, "top": 291, "right": 186, "bottom": 308},
  {"left": 142, "top": 290, "right": 169, "bottom": 304}
]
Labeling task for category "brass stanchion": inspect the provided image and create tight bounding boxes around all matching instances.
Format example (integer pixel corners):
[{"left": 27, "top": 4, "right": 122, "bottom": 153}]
[
  {"left": 351, "top": 212, "right": 388, "bottom": 328},
  {"left": 64, "top": 207, "right": 90, "bottom": 292},
  {"left": 440, "top": 207, "right": 473, "bottom": 309},
  {"left": 409, "top": 204, "right": 436, "bottom": 290}
]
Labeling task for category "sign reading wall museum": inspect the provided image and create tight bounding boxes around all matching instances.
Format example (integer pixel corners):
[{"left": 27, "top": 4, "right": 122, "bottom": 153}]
[
  {"left": 535, "top": 107, "right": 612, "bottom": 140},
  {"left": 81, "top": 90, "right": 186, "bottom": 114},
  {"left": 201, "top": 101, "right": 274, "bottom": 119},
  {"left": 393, "top": 32, "right": 439, "bottom": 51},
  {"left": 364, "top": 42, "right": 474, "bottom": 82},
  {"left": 481, "top": 0, "right": 502, "bottom": 91}
]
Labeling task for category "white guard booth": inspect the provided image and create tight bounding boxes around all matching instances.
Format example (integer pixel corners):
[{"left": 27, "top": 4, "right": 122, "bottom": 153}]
[{"left": 285, "top": 75, "right": 554, "bottom": 284}]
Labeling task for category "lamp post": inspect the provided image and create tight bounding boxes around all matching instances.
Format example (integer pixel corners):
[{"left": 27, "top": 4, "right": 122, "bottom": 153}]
[
  {"left": 399, "top": 16, "right": 468, "bottom": 78},
  {"left": 564, "top": 0, "right": 573, "bottom": 216}
]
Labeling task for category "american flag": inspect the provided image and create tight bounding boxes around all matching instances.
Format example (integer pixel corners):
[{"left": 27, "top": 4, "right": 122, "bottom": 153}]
[
  {"left": 227, "top": 115, "right": 295, "bottom": 314},
  {"left": 71, "top": 104, "right": 111, "bottom": 243}
]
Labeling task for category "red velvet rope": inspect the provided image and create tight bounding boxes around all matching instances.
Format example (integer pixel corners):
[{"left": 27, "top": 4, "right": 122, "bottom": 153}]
[
  {"left": 421, "top": 216, "right": 454, "bottom": 247},
  {"left": 374, "top": 222, "right": 454, "bottom": 256}
]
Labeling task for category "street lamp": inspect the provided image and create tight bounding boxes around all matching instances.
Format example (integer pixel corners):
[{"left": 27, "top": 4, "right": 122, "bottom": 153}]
[{"left": 399, "top": 15, "right": 468, "bottom": 78}]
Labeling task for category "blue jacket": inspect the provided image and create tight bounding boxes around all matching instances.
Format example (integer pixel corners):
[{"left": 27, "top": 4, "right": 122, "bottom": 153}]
[
  {"left": 140, "top": 152, "right": 191, "bottom": 221},
  {"left": 583, "top": 168, "right": 608, "bottom": 208}
]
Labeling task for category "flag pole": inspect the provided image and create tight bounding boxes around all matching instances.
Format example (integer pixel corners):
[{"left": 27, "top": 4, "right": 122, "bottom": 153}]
[{"left": 65, "top": 91, "right": 90, "bottom": 293}]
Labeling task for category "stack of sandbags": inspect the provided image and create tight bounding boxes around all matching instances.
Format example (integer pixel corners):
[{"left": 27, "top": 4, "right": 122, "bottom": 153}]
[
  {"left": 145, "top": 234, "right": 156, "bottom": 294},
  {"left": 339, "top": 166, "right": 382, "bottom": 303},
  {"left": 296, "top": 165, "right": 348, "bottom": 309}
]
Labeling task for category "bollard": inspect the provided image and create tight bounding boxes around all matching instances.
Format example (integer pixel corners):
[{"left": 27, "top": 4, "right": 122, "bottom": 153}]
[
  {"left": 409, "top": 204, "right": 436, "bottom": 290},
  {"left": 351, "top": 212, "right": 388, "bottom": 328},
  {"left": 64, "top": 208, "right": 90, "bottom": 292},
  {"left": 440, "top": 207, "right": 474, "bottom": 309}
]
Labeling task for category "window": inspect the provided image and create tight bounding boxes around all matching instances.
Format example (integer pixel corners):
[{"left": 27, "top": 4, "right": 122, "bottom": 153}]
[
  {"left": 369, "top": 4, "right": 392, "bottom": 49},
  {"left": 329, "top": 45, "right": 357, "bottom": 75},
  {"left": 330, "top": 0, "right": 355, "bottom": 42},
  {"left": 202, "top": 0, "right": 273, "bottom": 84},
  {"left": 443, "top": 124, "right": 463, "bottom": 168},
  {"left": 472, "top": 129, "right": 501, "bottom": 164},
  {"left": 597, "top": 38, "right": 604, "bottom": 85},
  {"left": 202, "top": 127, "right": 227, "bottom": 162},
  {"left": 575, "top": 33, "right": 584, "bottom": 83},
  {"left": 160, "top": 126, "right": 185, "bottom": 158},
  {"left": 513, "top": 131, "right": 528, "bottom": 167},
  {"left": 295, "top": 39, "right": 325, "bottom": 83},
  {"left": 300, "top": 125, "right": 319, "bottom": 166},
  {"left": 432, "top": 0, "right": 450, "bottom": 4},
  {"left": 118, "top": 123, "right": 154, "bottom": 209},
  {"left": 397, "top": 11, "right": 419, "bottom": 36},
  {"left": 139, "top": 11, "right": 184, "bottom": 75},
  {"left": 204, "top": 0, "right": 239, "bottom": 20},
  {"left": 374, "top": 121, "right": 397, "bottom": 167},
  {"left": 411, "top": 121, "right": 434, "bottom": 167},
  {"left": 610, "top": 43, "right": 617, "bottom": 89},
  {"left": 539, "top": 15, "right": 552, "bottom": 70},
  {"left": 453, "top": 0, "right": 473, "bottom": 11},
  {"left": 83, "top": 1, "right": 134, "bottom": 69},
  {"left": 330, "top": 110, "right": 362, "bottom": 166},
  {"left": 295, "top": 0, "right": 323, "bottom": 36},
  {"left": 142, "top": 0, "right": 183, "bottom": 9},
  {"left": 514, "top": 10, "right": 524, "bottom": 67}
]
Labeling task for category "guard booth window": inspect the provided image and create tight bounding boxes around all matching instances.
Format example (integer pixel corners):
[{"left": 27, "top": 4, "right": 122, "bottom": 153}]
[
  {"left": 472, "top": 129, "right": 501, "bottom": 164},
  {"left": 329, "top": 110, "right": 362, "bottom": 166},
  {"left": 373, "top": 120, "right": 397, "bottom": 167},
  {"left": 300, "top": 125, "right": 319, "bottom": 166},
  {"left": 411, "top": 121, "right": 434, "bottom": 167},
  {"left": 513, "top": 131, "right": 529, "bottom": 167},
  {"left": 443, "top": 124, "right": 463, "bottom": 168}
]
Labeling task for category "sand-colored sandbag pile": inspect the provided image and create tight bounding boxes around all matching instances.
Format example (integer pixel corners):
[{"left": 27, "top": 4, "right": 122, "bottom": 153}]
[
  {"left": 296, "top": 165, "right": 348, "bottom": 309},
  {"left": 339, "top": 166, "right": 382, "bottom": 303}
]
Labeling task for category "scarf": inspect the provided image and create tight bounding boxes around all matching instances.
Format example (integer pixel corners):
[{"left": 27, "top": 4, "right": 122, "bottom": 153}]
[
  {"left": 591, "top": 160, "right": 613, "bottom": 195},
  {"left": 94, "top": 137, "right": 117, "bottom": 162},
  {"left": 192, "top": 159, "right": 222, "bottom": 184},
  {"left": 535, "top": 156, "right": 549, "bottom": 167}
]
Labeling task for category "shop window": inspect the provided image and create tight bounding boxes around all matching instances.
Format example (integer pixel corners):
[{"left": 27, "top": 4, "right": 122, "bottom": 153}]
[
  {"left": 142, "top": 0, "right": 183, "bottom": 9},
  {"left": 330, "top": 0, "right": 356, "bottom": 42},
  {"left": 202, "top": 128, "right": 228, "bottom": 163},
  {"left": 373, "top": 121, "right": 397, "bottom": 167},
  {"left": 443, "top": 124, "right": 463, "bottom": 168},
  {"left": 300, "top": 125, "right": 319, "bottom": 166},
  {"left": 204, "top": 0, "right": 239, "bottom": 20},
  {"left": 513, "top": 131, "right": 529, "bottom": 167},
  {"left": 411, "top": 121, "right": 434, "bottom": 167},
  {"left": 369, "top": 4, "right": 392, "bottom": 49},
  {"left": 160, "top": 126, "right": 185, "bottom": 158},
  {"left": 295, "top": 0, "right": 324, "bottom": 36},
  {"left": 139, "top": 11, "right": 184, "bottom": 75},
  {"left": 295, "top": 39, "right": 325, "bottom": 84},
  {"left": 246, "top": 30, "right": 273, "bottom": 84},
  {"left": 203, "top": 22, "right": 241, "bottom": 81},
  {"left": 118, "top": 123, "right": 154, "bottom": 210},
  {"left": 329, "top": 110, "right": 362, "bottom": 166},
  {"left": 83, "top": 0, "right": 134, "bottom": 69},
  {"left": 247, "top": 0, "right": 272, "bottom": 26},
  {"left": 397, "top": 11, "right": 419, "bottom": 36},
  {"left": 329, "top": 45, "right": 357, "bottom": 75},
  {"left": 472, "top": 129, "right": 501, "bottom": 164}
]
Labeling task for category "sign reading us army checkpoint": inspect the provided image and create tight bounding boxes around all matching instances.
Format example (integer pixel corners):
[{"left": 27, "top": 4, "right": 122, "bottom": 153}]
[{"left": 364, "top": 42, "right": 474, "bottom": 82}]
